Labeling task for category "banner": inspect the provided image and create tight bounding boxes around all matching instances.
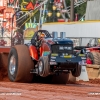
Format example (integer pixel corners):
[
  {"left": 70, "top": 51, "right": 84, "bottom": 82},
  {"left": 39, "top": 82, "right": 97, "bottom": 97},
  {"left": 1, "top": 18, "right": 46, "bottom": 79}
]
[
  {"left": 24, "top": 27, "right": 38, "bottom": 40},
  {"left": 25, "top": 23, "right": 38, "bottom": 29}
]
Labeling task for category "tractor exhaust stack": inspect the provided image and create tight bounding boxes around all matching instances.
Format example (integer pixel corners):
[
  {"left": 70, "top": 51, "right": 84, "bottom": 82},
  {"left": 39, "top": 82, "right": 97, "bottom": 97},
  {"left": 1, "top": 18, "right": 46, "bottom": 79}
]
[
  {"left": 52, "top": 32, "right": 58, "bottom": 39},
  {"left": 60, "top": 32, "right": 66, "bottom": 39}
]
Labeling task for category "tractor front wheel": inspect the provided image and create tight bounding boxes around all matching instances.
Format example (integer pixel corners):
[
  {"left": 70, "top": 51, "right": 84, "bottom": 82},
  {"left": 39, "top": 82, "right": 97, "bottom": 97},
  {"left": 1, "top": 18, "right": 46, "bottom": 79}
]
[
  {"left": 38, "top": 56, "right": 50, "bottom": 77},
  {"left": 71, "top": 63, "right": 81, "bottom": 77}
]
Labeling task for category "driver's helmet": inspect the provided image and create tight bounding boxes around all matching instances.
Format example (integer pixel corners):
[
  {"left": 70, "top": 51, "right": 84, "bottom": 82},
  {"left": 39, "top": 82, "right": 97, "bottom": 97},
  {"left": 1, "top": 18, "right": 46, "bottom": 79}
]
[{"left": 38, "top": 32, "right": 45, "bottom": 38}]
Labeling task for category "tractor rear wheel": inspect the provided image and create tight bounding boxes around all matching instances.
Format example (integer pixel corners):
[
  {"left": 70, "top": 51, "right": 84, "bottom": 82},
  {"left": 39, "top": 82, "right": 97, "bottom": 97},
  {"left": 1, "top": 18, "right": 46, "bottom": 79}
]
[
  {"left": 8, "top": 45, "right": 34, "bottom": 83},
  {"left": 87, "top": 52, "right": 100, "bottom": 65},
  {"left": 71, "top": 63, "right": 81, "bottom": 77}
]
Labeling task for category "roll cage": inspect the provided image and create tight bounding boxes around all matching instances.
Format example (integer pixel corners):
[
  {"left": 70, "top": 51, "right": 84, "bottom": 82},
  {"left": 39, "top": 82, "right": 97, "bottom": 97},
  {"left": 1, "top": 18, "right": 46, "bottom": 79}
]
[{"left": 32, "top": 30, "right": 51, "bottom": 40}]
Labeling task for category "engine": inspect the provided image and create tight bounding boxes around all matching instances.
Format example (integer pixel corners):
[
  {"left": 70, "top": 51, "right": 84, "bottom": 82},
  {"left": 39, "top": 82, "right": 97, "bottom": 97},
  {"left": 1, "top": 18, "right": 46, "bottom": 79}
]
[{"left": 47, "top": 32, "right": 73, "bottom": 56}]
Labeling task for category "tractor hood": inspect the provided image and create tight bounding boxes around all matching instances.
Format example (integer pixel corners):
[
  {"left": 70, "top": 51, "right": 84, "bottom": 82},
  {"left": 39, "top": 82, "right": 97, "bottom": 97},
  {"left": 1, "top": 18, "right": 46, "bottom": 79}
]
[
  {"left": 53, "top": 38, "right": 73, "bottom": 44},
  {"left": 45, "top": 38, "right": 73, "bottom": 55},
  {"left": 49, "top": 31, "right": 73, "bottom": 45},
  {"left": 46, "top": 38, "right": 73, "bottom": 45}
]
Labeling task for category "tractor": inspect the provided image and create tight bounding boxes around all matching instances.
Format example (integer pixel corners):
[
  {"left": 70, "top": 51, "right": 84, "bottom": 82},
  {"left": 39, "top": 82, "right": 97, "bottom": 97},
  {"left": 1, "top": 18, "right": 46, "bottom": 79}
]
[
  {"left": 8, "top": 30, "right": 86, "bottom": 82},
  {"left": 73, "top": 38, "right": 100, "bottom": 65}
]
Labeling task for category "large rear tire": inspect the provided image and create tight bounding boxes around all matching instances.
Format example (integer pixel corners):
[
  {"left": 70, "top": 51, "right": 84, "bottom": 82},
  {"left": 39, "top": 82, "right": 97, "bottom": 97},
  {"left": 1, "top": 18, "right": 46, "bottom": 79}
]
[
  {"left": 71, "top": 63, "right": 81, "bottom": 77},
  {"left": 8, "top": 45, "right": 34, "bottom": 83}
]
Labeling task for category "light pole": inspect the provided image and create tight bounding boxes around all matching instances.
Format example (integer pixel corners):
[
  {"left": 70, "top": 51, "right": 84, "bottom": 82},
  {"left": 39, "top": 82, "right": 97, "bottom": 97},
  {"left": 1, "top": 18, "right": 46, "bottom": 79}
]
[{"left": 70, "top": 0, "right": 74, "bottom": 21}]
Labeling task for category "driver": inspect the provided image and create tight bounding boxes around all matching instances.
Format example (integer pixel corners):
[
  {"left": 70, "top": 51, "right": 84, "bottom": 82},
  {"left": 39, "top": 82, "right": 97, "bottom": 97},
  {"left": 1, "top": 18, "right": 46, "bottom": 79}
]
[
  {"left": 38, "top": 32, "right": 45, "bottom": 39},
  {"left": 34, "top": 32, "right": 45, "bottom": 47}
]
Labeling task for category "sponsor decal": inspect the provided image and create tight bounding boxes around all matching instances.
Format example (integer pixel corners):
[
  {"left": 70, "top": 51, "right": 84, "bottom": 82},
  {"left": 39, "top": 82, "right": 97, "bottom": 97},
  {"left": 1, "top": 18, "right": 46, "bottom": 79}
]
[
  {"left": 63, "top": 55, "right": 72, "bottom": 58},
  {"left": 79, "top": 54, "right": 85, "bottom": 57},
  {"left": 51, "top": 53, "right": 58, "bottom": 56},
  {"left": 43, "top": 51, "right": 50, "bottom": 56},
  {"left": 50, "top": 62, "right": 57, "bottom": 65}
]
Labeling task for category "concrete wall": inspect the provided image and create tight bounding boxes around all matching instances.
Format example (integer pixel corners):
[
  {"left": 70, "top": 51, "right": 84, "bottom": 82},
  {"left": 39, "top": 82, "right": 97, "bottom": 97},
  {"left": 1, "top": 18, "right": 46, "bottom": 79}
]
[
  {"left": 85, "top": 0, "right": 100, "bottom": 20},
  {"left": 42, "top": 21, "right": 100, "bottom": 38},
  {"left": 42, "top": 21, "right": 100, "bottom": 46}
]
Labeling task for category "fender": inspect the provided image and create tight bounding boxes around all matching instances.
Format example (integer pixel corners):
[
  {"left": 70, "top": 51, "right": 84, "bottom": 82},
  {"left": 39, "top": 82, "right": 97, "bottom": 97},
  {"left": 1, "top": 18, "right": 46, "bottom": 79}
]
[
  {"left": 39, "top": 42, "right": 51, "bottom": 57},
  {"left": 29, "top": 45, "right": 38, "bottom": 61}
]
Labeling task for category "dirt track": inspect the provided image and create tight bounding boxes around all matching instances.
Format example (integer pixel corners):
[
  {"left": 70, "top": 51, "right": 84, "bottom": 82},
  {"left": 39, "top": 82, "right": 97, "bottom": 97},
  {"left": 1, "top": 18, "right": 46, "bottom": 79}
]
[
  {"left": 0, "top": 53, "right": 100, "bottom": 100},
  {"left": 0, "top": 65, "right": 100, "bottom": 100},
  {"left": 0, "top": 66, "right": 100, "bottom": 100},
  {"left": 0, "top": 78, "right": 99, "bottom": 100}
]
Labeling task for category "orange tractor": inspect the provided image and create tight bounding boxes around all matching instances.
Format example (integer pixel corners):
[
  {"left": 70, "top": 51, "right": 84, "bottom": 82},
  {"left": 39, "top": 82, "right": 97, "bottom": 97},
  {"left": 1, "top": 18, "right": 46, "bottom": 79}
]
[
  {"left": 0, "top": 1, "right": 87, "bottom": 83},
  {"left": 7, "top": 29, "right": 87, "bottom": 83}
]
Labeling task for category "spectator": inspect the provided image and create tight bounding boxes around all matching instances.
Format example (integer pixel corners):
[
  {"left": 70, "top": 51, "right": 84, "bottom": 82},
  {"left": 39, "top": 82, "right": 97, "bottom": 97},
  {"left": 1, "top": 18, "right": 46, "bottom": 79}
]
[
  {"left": 0, "top": 24, "right": 4, "bottom": 37},
  {"left": 87, "top": 43, "right": 90, "bottom": 47}
]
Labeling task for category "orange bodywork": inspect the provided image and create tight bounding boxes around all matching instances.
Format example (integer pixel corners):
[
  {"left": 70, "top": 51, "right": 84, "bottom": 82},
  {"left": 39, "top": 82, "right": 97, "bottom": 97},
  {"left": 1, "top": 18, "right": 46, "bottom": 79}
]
[
  {"left": 29, "top": 45, "right": 38, "bottom": 61},
  {"left": 39, "top": 42, "right": 50, "bottom": 56},
  {"left": 87, "top": 48, "right": 100, "bottom": 53},
  {"left": 0, "top": 46, "right": 10, "bottom": 53}
]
